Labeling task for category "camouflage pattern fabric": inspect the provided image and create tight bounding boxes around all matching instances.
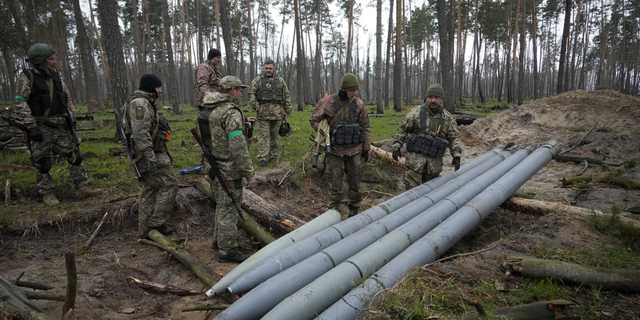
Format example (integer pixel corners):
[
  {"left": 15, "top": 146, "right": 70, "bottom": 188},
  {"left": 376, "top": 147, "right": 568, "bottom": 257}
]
[
  {"left": 208, "top": 176, "right": 243, "bottom": 256},
  {"left": 137, "top": 165, "right": 178, "bottom": 235},
  {"left": 199, "top": 92, "right": 255, "bottom": 182},
  {"left": 310, "top": 93, "right": 371, "bottom": 157},
  {"left": 195, "top": 61, "right": 223, "bottom": 106},
  {"left": 13, "top": 70, "right": 46, "bottom": 128},
  {"left": 122, "top": 90, "right": 171, "bottom": 174},
  {"left": 325, "top": 153, "right": 362, "bottom": 212},
  {"left": 393, "top": 104, "right": 461, "bottom": 187},
  {"left": 248, "top": 75, "right": 293, "bottom": 120},
  {"left": 256, "top": 119, "right": 282, "bottom": 161}
]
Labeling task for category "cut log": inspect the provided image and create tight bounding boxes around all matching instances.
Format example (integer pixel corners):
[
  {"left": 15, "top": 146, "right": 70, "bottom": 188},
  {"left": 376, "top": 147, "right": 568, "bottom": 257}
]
[
  {"left": 0, "top": 275, "right": 56, "bottom": 320},
  {"left": 15, "top": 280, "right": 54, "bottom": 291},
  {"left": 140, "top": 230, "right": 220, "bottom": 287},
  {"left": 370, "top": 145, "right": 405, "bottom": 167},
  {"left": 25, "top": 291, "right": 66, "bottom": 301},
  {"left": 449, "top": 300, "right": 576, "bottom": 319},
  {"left": 562, "top": 174, "right": 640, "bottom": 190},
  {"left": 554, "top": 154, "right": 622, "bottom": 166},
  {"left": 504, "top": 256, "right": 640, "bottom": 293},
  {"left": 241, "top": 188, "right": 306, "bottom": 234},
  {"left": 182, "top": 304, "right": 229, "bottom": 312},
  {"left": 500, "top": 197, "right": 640, "bottom": 228},
  {"left": 128, "top": 276, "right": 200, "bottom": 296},
  {"left": 62, "top": 251, "right": 77, "bottom": 318},
  {"left": 237, "top": 213, "right": 276, "bottom": 246}
]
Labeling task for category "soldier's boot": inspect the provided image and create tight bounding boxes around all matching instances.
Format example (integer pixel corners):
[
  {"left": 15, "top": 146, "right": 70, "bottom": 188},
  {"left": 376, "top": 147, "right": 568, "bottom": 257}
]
[
  {"left": 43, "top": 193, "right": 60, "bottom": 206},
  {"left": 153, "top": 224, "right": 175, "bottom": 236},
  {"left": 348, "top": 205, "right": 360, "bottom": 218},
  {"left": 259, "top": 159, "right": 267, "bottom": 167},
  {"left": 76, "top": 185, "right": 104, "bottom": 199},
  {"left": 211, "top": 239, "right": 219, "bottom": 250},
  {"left": 218, "top": 252, "right": 252, "bottom": 263},
  {"left": 270, "top": 157, "right": 277, "bottom": 164}
]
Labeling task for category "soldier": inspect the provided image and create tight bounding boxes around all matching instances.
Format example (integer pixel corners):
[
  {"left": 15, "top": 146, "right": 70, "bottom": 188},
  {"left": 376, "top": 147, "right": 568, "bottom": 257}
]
[
  {"left": 195, "top": 48, "right": 223, "bottom": 111},
  {"left": 391, "top": 84, "right": 462, "bottom": 189},
  {"left": 12, "top": 43, "right": 102, "bottom": 205},
  {"left": 198, "top": 76, "right": 257, "bottom": 263},
  {"left": 248, "top": 59, "right": 293, "bottom": 167},
  {"left": 123, "top": 74, "right": 178, "bottom": 239},
  {"left": 310, "top": 73, "right": 371, "bottom": 218}
]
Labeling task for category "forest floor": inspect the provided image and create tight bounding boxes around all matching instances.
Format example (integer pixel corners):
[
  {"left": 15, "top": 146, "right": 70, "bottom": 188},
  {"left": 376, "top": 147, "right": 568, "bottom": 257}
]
[{"left": 0, "top": 90, "right": 639, "bottom": 319}]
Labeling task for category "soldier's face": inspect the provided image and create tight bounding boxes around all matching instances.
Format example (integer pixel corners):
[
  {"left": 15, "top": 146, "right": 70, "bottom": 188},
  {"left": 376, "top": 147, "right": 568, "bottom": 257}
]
[
  {"left": 264, "top": 64, "right": 275, "bottom": 76},
  {"left": 346, "top": 90, "right": 358, "bottom": 100},
  {"left": 212, "top": 56, "right": 222, "bottom": 65},
  {"left": 232, "top": 87, "right": 244, "bottom": 100},
  {"left": 426, "top": 96, "right": 443, "bottom": 109},
  {"left": 41, "top": 55, "right": 57, "bottom": 69},
  {"left": 155, "top": 87, "right": 162, "bottom": 94}
]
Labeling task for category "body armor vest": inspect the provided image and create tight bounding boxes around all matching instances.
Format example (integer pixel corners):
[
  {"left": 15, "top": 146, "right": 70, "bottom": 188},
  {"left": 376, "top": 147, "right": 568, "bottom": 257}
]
[
  {"left": 24, "top": 69, "right": 67, "bottom": 117},
  {"left": 405, "top": 104, "right": 449, "bottom": 158},
  {"left": 255, "top": 75, "right": 285, "bottom": 103},
  {"left": 329, "top": 95, "right": 364, "bottom": 147},
  {"left": 197, "top": 104, "right": 245, "bottom": 160}
]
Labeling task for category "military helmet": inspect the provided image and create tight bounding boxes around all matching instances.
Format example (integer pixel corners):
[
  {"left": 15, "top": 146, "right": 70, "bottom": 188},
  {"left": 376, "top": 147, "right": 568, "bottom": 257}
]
[
  {"left": 279, "top": 119, "right": 292, "bottom": 137},
  {"left": 27, "top": 43, "right": 56, "bottom": 65}
]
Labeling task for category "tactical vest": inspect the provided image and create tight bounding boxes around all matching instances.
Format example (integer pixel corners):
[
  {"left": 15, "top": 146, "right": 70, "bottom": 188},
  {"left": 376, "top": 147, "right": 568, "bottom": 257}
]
[
  {"left": 197, "top": 104, "right": 245, "bottom": 159},
  {"left": 123, "top": 94, "right": 171, "bottom": 156},
  {"left": 329, "top": 95, "right": 364, "bottom": 147},
  {"left": 24, "top": 69, "right": 68, "bottom": 117},
  {"left": 405, "top": 104, "right": 449, "bottom": 158},
  {"left": 255, "top": 75, "right": 285, "bottom": 103}
]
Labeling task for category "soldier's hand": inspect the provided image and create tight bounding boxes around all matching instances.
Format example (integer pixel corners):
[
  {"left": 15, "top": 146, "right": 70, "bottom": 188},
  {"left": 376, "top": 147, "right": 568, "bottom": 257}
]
[
  {"left": 148, "top": 161, "right": 158, "bottom": 172},
  {"left": 28, "top": 126, "right": 44, "bottom": 142},
  {"left": 246, "top": 178, "right": 257, "bottom": 190},
  {"left": 392, "top": 149, "right": 402, "bottom": 161},
  {"left": 360, "top": 150, "right": 369, "bottom": 162},
  {"left": 452, "top": 157, "right": 461, "bottom": 171}
]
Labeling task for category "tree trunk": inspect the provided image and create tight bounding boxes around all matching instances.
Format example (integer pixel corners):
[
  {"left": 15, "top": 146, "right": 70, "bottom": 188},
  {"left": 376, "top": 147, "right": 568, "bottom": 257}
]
[
  {"left": 375, "top": 0, "right": 383, "bottom": 114},
  {"left": 219, "top": 0, "right": 236, "bottom": 75},
  {"left": 294, "top": 0, "right": 304, "bottom": 111},
  {"left": 71, "top": 0, "right": 102, "bottom": 112},
  {"left": 517, "top": 0, "right": 525, "bottom": 105},
  {"left": 556, "top": 0, "right": 572, "bottom": 94},
  {"left": 237, "top": 213, "right": 276, "bottom": 246},
  {"left": 393, "top": 0, "right": 402, "bottom": 112},
  {"left": 161, "top": 0, "right": 180, "bottom": 114},
  {"left": 242, "top": 188, "right": 306, "bottom": 233},
  {"left": 384, "top": 0, "right": 394, "bottom": 110},
  {"left": 436, "top": 0, "right": 455, "bottom": 113},
  {"left": 531, "top": 0, "right": 538, "bottom": 99},
  {"left": 345, "top": 0, "right": 355, "bottom": 72}
]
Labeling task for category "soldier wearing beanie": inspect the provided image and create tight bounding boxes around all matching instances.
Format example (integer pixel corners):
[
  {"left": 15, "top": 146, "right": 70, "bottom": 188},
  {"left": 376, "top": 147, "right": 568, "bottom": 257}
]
[
  {"left": 11, "top": 43, "right": 103, "bottom": 205},
  {"left": 195, "top": 48, "right": 224, "bottom": 111},
  {"left": 248, "top": 59, "right": 293, "bottom": 167},
  {"left": 391, "top": 83, "right": 462, "bottom": 189},
  {"left": 310, "top": 73, "right": 371, "bottom": 218},
  {"left": 122, "top": 74, "right": 178, "bottom": 239}
]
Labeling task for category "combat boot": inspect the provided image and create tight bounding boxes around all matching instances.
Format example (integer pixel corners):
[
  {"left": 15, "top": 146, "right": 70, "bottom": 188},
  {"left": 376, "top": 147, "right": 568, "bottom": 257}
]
[
  {"left": 348, "top": 206, "right": 360, "bottom": 218},
  {"left": 153, "top": 224, "right": 175, "bottom": 235},
  {"left": 76, "top": 185, "right": 104, "bottom": 199},
  {"left": 218, "top": 252, "right": 252, "bottom": 263},
  {"left": 259, "top": 159, "right": 267, "bottom": 167},
  {"left": 43, "top": 193, "right": 60, "bottom": 206}
]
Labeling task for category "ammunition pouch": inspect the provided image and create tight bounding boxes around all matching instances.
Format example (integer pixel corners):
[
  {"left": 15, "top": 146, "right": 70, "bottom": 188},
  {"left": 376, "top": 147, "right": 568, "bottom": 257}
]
[
  {"left": 153, "top": 114, "right": 172, "bottom": 152},
  {"left": 69, "top": 149, "right": 83, "bottom": 166},
  {"left": 406, "top": 132, "right": 449, "bottom": 158},
  {"left": 330, "top": 123, "right": 364, "bottom": 147}
]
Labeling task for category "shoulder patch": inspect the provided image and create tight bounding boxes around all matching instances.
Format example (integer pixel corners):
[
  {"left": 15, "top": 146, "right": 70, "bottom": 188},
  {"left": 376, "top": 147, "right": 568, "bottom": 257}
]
[
  {"left": 136, "top": 106, "right": 144, "bottom": 119},
  {"left": 230, "top": 111, "right": 237, "bottom": 116}
]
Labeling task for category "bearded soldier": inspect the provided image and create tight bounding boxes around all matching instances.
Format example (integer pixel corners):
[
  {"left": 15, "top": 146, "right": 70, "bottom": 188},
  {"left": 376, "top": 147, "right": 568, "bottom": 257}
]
[
  {"left": 195, "top": 48, "right": 223, "bottom": 111},
  {"left": 248, "top": 59, "right": 293, "bottom": 167},
  {"left": 123, "top": 74, "right": 178, "bottom": 239},
  {"left": 392, "top": 84, "right": 462, "bottom": 189},
  {"left": 199, "top": 76, "right": 257, "bottom": 263},
  {"left": 12, "top": 43, "right": 103, "bottom": 205}
]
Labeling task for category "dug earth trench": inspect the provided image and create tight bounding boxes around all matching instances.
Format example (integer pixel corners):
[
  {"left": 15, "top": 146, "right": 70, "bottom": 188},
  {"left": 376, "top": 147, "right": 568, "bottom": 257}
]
[{"left": 1, "top": 90, "right": 639, "bottom": 319}]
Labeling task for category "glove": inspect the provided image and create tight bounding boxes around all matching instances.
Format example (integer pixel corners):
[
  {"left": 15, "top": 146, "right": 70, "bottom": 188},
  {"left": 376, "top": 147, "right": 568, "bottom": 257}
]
[
  {"left": 361, "top": 150, "right": 369, "bottom": 162},
  {"left": 392, "top": 149, "right": 401, "bottom": 161},
  {"left": 28, "top": 126, "right": 44, "bottom": 142},
  {"left": 452, "top": 157, "right": 461, "bottom": 171},
  {"left": 148, "top": 161, "right": 158, "bottom": 172}
]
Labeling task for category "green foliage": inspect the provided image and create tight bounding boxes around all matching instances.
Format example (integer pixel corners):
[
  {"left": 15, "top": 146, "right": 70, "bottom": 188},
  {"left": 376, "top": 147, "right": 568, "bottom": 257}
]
[
  {"left": 635, "top": 142, "right": 640, "bottom": 152},
  {"left": 586, "top": 203, "right": 640, "bottom": 242},
  {"left": 597, "top": 85, "right": 609, "bottom": 90},
  {"left": 512, "top": 191, "right": 536, "bottom": 199},
  {"left": 623, "top": 156, "right": 639, "bottom": 168}
]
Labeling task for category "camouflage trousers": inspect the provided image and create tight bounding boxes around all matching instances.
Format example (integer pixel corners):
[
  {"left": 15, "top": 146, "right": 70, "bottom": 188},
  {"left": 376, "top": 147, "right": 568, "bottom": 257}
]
[
  {"left": 138, "top": 165, "right": 178, "bottom": 235},
  {"left": 208, "top": 176, "right": 243, "bottom": 256},
  {"left": 325, "top": 153, "right": 362, "bottom": 212},
  {"left": 32, "top": 119, "right": 87, "bottom": 195},
  {"left": 256, "top": 119, "right": 282, "bottom": 161},
  {"left": 403, "top": 152, "right": 443, "bottom": 190}
]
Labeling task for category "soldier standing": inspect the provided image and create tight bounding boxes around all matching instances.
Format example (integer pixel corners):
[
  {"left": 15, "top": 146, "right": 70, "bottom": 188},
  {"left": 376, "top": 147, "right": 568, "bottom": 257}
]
[
  {"left": 248, "top": 59, "right": 293, "bottom": 167},
  {"left": 198, "top": 76, "right": 257, "bottom": 263},
  {"left": 310, "top": 73, "right": 371, "bottom": 218},
  {"left": 195, "top": 48, "right": 223, "bottom": 111},
  {"left": 12, "top": 43, "right": 102, "bottom": 205},
  {"left": 123, "top": 74, "right": 178, "bottom": 239},
  {"left": 392, "top": 84, "right": 462, "bottom": 189}
]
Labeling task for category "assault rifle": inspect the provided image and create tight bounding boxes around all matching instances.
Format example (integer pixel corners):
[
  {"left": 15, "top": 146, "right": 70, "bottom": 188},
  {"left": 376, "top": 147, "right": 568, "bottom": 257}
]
[
  {"left": 114, "top": 108, "right": 141, "bottom": 178},
  {"left": 1, "top": 115, "right": 34, "bottom": 166},
  {"left": 190, "top": 127, "right": 245, "bottom": 221}
]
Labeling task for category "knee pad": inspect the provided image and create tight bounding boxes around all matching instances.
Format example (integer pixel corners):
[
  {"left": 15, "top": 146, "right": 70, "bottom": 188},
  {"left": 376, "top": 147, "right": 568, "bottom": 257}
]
[
  {"left": 35, "top": 157, "right": 52, "bottom": 174},
  {"left": 68, "top": 150, "right": 84, "bottom": 166}
]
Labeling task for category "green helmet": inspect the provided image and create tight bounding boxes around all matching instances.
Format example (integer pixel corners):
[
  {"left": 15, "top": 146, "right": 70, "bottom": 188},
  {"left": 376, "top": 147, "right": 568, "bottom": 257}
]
[
  {"left": 27, "top": 43, "right": 56, "bottom": 65},
  {"left": 279, "top": 119, "right": 292, "bottom": 137}
]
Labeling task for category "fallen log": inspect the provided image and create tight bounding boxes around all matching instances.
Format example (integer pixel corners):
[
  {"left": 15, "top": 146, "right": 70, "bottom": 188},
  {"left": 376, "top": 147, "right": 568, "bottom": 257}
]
[
  {"left": 503, "top": 256, "right": 640, "bottom": 293},
  {"left": 62, "top": 251, "right": 77, "bottom": 318},
  {"left": 562, "top": 174, "right": 640, "bottom": 190},
  {"left": 370, "top": 145, "right": 405, "bottom": 167},
  {"left": 554, "top": 154, "right": 622, "bottom": 167},
  {"left": 500, "top": 197, "right": 640, "bottom": 228},
  {"left": 182, "top": 304, "right": 229, "bottom": 312},
  {"left": 15, "top": 280, "right": 54, "bottom": 291},
  {"left": 237, "top": 213, "right": 276, "bottom": 246},
  {"left": 25, "top": 291, "right": 66, "bottom": 301},
  {"left": 449, "top": 299, "right": 576, "bottom": 319},
  {"left": 139, "top": 230, "right": 220, "bottom": 286},
  {"left": 0, "top": 275, "right": 56, "bottom": 320},
  {"left": 128, "top": 276, "right": 200, "bottom": 296},
  {"left": 85, "top": 211, "right": 109, "bottom": 250}
]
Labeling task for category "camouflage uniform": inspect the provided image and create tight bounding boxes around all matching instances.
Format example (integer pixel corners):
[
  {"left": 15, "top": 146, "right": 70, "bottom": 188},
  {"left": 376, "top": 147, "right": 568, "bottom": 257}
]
[
  {"left": 310, "top": 93, "right": 371, "bottom": 214},
  {"left": 198, "top": 91, "right": 254, "bottom": 257},
  {"left": 393, "top": 104, "right": 461, "bottom": 189},
  {"left": 195, "top": 61, "right": 223, "bottom": 109},
  {"left": 123, "top": 90, "right": 178, "bottom": 236},
  {"left": 248, "top": 74, "right": 293, "bottom": 162},
  {"left": 13, "top": 68, "right": 90, "bottom": 195}
]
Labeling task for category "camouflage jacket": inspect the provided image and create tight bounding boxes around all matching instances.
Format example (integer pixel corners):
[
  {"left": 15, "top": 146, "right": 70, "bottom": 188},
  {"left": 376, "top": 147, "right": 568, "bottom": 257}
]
[
  {"left": 248, "top": 74, "right": 293, "bottom": 120},
  {"left": 393, "top": 105, "right": 461, "bottom": 172},
  {"left": 310, "top": 93, "right": 371, "bottom": 157},
  {"left": 13, "top": 68, "right": 69, "bottom": 129},
  {"left": 195, "top": 61, "right": 223, "bottom": 103},
  {"left": 199, "top": 92, "right": 254, "bottom": 182},
  {"left": 123, "top": 90, "right": 172, "bottom": 173}
]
